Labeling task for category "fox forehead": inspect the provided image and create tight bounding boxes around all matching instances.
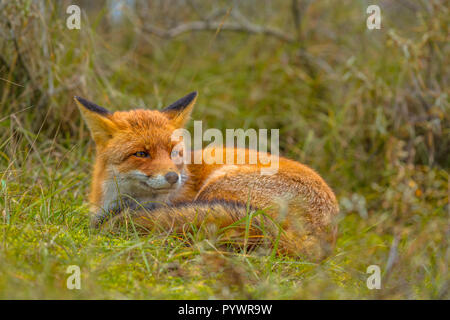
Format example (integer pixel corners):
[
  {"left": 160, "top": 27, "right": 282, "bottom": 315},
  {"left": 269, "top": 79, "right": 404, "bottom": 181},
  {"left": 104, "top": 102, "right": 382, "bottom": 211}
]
[
  {"left": 111, "top": 109, "right": 170, "bottom": 129},
  {"left": 112, "top": 109, "right": 177, "bottom": 147},
  {"left": 103, "top": 109, "right": 177, "bottom": 157}
]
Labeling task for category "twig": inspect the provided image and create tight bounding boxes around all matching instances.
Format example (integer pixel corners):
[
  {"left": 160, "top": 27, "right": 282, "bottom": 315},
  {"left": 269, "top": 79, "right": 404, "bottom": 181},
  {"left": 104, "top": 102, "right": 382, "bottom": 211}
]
[
  {"left": 385, "top": 236, "right": 399, "bottom": 276},
  {"left": 291, "top": 0, "right": 312, "bottom": 41},
  {"left": 0, "top": 77, "right": 24, "bottom": 88},
  {"left": 143, "top": 20, "right": 295, "bottom": 43}
]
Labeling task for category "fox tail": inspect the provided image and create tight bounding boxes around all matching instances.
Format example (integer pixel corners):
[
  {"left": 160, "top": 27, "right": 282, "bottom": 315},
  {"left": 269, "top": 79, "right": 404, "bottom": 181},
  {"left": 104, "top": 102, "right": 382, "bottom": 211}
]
[{"left": 93, "top": 200, "right": 333, "bottom": 259}]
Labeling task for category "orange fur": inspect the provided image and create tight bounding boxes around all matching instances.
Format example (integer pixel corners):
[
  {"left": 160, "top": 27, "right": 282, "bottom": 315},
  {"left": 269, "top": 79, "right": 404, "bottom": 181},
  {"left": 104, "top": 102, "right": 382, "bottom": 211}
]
[{"left": 76, "top": 92, "right": 339, "bottom": 260}]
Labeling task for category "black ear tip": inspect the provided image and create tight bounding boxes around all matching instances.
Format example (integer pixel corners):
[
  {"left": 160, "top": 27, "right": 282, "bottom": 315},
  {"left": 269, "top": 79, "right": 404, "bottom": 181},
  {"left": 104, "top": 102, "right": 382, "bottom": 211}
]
[
  {"left": 183, "top": 91, "right": 198, "bottom": 101},
  {"left": 74, "top": 96, "right": 111, "bottom": 116},
  {"left": 163, "top": 91, "right": 199, "bottom": 112},
  {"left": 74, "top": 96, "right": 87, "bottom": 104}
]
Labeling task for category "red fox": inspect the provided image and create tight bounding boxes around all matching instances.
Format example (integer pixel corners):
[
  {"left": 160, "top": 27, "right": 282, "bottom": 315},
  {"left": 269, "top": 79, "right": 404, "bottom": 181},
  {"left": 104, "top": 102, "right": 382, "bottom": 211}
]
[{"left": 75, "top": 92, "right": 339, "bottom": 260}]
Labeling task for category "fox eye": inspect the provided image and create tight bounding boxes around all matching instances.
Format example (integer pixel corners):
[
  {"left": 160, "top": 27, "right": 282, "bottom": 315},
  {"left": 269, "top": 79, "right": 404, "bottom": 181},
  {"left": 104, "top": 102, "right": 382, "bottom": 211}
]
[{"left": 133, "top": 151, "right": 150, "bottom": 158}]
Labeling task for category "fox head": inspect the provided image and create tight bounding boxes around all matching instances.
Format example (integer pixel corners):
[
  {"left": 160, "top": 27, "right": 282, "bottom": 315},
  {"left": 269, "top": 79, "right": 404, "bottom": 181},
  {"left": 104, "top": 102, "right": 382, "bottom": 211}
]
[{"left": 75, "top": 92, "right": 197, "bottom": 211}]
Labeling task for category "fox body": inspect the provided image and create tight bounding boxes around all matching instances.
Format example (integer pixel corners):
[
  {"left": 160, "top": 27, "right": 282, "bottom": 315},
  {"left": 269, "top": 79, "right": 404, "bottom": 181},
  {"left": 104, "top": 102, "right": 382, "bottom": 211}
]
[{"left": 76, "top": 92, "right": 339, "bottom": 259}]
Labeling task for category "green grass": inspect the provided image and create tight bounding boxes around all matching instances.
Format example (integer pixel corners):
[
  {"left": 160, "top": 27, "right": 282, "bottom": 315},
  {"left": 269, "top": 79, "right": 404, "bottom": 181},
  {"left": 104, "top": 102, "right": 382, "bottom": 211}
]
[
  {"left": 0, "top": 0, "right": 448, "bottom": 299},
  {"left": 1, "top": 149, "right": 447, "bottom": 299}
]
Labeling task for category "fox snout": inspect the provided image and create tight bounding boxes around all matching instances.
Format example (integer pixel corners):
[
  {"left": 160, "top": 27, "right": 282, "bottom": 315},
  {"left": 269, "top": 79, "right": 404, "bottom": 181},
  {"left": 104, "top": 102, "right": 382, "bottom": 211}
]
[{"left": 132, "top": 170, "right": 180, "bottom": 190}]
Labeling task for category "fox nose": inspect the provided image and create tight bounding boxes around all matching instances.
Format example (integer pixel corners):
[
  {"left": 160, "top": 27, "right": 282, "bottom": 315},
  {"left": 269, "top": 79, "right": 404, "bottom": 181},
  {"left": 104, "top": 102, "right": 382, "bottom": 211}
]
[{"left": 164, "top": 172, "right": 179, "bottom": 185}]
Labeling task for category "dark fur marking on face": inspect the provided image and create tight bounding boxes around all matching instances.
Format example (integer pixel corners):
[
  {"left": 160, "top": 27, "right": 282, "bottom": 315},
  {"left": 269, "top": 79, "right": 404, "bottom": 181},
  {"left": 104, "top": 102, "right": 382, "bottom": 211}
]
[
  {"left": 75, "top": 96, "right": 111, "bottom": 116},
  {"left": 162, "top": 91, "right": 198, "bottom": 113}
]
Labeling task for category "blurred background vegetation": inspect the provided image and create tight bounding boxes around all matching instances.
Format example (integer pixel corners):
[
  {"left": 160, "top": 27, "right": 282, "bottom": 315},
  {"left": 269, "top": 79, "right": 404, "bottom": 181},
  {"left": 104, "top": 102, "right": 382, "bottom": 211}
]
[{"left": 0, "top": 0, "right": 448, "bottom": 299}]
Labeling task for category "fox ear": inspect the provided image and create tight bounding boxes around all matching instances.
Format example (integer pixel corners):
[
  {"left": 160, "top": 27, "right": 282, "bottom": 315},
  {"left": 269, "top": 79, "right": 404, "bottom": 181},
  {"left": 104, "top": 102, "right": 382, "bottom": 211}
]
[
  {"left": 74, "top": 96, "right": 116, "bottom": 146},
  {"left": 161, "top": 91, "right": 198, "bottom": 128}
]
